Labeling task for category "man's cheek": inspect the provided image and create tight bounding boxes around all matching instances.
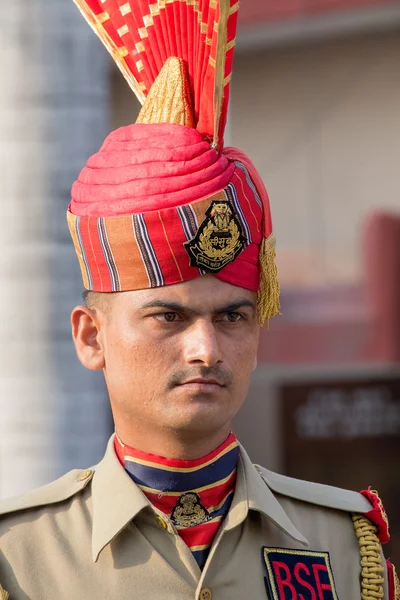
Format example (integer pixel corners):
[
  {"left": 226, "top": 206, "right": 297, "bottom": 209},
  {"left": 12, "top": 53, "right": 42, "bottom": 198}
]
[{"left": 233, "top": 350, "right": 257, "bottom": 372}]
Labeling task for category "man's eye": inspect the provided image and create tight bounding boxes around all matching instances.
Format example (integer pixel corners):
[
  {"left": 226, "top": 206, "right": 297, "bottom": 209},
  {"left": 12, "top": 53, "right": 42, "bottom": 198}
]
[
  {"left": 224, "top": 312, "right": 243, "bottom": 323},
  {"left": 155, "top": 312, "right": 180, "bottom": 323}
]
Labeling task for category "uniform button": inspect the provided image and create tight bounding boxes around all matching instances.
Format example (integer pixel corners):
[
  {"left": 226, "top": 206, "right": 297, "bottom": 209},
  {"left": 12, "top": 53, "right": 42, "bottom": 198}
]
[
  {"left": 200, "top": 588, "right": 212, "bottom": 600},
  {"left": 155, "top": 515, "right": 168, "bottom": 530},
  {"left": 77, "top": 469, "right": 93, "bottom": 482}
]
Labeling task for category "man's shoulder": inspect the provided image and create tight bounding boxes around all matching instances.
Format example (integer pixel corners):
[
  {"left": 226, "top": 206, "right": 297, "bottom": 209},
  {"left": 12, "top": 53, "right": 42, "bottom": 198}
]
[
  {"left": 255, "top": 464, "right": 373, "bottom": 514},
  {"left": 0, "top": 468, "right": 97, "bottom": 598},
  {"left": 254, "top": 464, "right": 391, "bottom": 548},
  {"left": 0, "top": 467, "right": 95, "bottom": 522}
]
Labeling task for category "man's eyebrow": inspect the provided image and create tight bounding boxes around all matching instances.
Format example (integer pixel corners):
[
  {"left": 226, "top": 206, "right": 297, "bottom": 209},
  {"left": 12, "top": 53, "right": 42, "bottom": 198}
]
[
  {"left": 140, "top": 300, "right": 188, "bottom": 312},
  {"left": 218, "top": 299, "right": 256, "bottom": 313},
  {"left": 139, "top": 298, "right": 256, "bottom": 313}
]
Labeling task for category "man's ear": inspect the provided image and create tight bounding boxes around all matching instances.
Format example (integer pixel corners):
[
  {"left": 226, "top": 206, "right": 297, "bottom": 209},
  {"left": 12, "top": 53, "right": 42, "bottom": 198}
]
[{"left": 71, "top": 306, "right": 105, "bottom": 371}]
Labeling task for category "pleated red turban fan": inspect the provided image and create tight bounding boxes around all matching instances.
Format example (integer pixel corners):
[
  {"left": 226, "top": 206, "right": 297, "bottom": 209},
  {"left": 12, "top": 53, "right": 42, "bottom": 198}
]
[{"left": 69, "top": 0, "right": 280, "bottom": 325}]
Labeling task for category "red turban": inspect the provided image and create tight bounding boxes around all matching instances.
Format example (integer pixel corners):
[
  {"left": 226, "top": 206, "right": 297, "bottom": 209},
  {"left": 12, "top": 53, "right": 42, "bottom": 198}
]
[{"left": 69, "top": 0, "right": 280, "bottom": 324}]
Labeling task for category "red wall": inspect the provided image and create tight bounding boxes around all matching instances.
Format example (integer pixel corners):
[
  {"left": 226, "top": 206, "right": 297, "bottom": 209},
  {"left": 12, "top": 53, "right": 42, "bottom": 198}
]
[
  {"left": 363, "top": 213, "right": 400, "bottom": 362},
  {"left": 258, "top": 212, "right": 400, "bottom": 365},
  {"left": 239, "top": 0, "right": 400, "bottom": 25}
]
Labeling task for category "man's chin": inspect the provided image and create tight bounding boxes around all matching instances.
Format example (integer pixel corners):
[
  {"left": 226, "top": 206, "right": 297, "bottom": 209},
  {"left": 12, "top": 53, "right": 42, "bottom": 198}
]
[{"left": 162, "top": 396, "right": 232, "bottom": 431}]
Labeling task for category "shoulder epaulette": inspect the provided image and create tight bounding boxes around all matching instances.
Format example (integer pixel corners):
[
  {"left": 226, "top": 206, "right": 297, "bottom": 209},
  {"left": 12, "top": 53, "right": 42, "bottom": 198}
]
[
  {"left": 0, "top": 468, "right": 94, "bottom": 518},
  {"left": 255, "top": 465, "right": 372, "bottom": 514}
]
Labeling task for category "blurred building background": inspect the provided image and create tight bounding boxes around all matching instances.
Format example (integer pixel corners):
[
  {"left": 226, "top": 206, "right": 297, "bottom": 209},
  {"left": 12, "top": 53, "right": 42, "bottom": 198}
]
[{"left": 0, "top": 0, "right": 399, "bottom": 561}]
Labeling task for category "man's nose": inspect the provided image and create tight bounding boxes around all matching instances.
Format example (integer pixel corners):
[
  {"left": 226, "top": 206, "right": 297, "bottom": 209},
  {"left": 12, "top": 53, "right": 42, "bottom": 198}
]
[{"left": 182, "top": 320, "right": 223, "bottom": 367}]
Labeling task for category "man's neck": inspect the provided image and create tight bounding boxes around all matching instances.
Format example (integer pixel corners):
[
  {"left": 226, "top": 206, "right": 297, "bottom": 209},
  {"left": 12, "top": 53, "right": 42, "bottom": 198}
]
[{"left": 114, "top": 422, "right": 232, "bottom": 460}]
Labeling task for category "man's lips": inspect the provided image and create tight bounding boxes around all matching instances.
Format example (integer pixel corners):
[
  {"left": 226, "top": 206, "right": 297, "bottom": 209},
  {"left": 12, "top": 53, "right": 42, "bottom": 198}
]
[{"left": 178, "top": 378, "right": 225, "bottom": 389}]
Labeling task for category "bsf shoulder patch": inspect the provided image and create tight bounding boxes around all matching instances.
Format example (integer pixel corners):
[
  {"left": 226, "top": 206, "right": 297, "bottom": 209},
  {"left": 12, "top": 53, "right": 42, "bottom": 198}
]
[
  {"left": 262, "top": 547, "right": 339, "bottom": 600},
  {"left": 185, "top": 200, "right": 246, "bottom": 272}
]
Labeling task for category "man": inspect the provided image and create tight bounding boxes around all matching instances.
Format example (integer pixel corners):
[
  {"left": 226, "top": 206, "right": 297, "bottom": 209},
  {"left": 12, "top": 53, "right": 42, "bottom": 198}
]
[{"left": 0, "top": 1, "right": 397, "bottom": 599}]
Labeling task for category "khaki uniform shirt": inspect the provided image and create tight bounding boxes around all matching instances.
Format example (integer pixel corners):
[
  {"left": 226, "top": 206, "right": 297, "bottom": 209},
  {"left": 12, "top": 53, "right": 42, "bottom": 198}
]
[{"left": 0, "top": 436, "right": 390, "bottom": 599}]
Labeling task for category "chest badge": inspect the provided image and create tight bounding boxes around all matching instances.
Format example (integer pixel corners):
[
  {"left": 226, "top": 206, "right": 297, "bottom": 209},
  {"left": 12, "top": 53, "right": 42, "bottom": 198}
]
[
  {"left": 171, "top": 492, "right": 211, "bottom": 527},
  {"left": 185, "top": 200, "right": 246, "bottom": 273},
  {"left": 262, "top": 547, "right": 339, "bottom": 600}
]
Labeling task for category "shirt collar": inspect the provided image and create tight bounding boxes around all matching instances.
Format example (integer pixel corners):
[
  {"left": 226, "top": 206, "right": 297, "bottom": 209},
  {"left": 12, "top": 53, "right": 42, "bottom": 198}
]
[
  {"left": 91, "top": 436, "right": 308, "bottom": 562},
  {"left": 91, "top": 435, "right": 150, "bottom": 562},
  {"left": 223, "top": 444, "right": 309, "bottom": 547}
]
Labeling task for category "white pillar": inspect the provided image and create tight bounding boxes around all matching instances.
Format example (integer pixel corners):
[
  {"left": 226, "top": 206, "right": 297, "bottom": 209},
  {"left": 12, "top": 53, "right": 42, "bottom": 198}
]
[{"left": 0, "top": 1, "right": 112, "bottom": 498}]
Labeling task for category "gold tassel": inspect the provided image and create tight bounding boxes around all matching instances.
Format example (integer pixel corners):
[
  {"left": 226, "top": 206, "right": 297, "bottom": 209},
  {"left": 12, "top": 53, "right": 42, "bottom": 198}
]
[{"left": 257, "top": 234, "right": 281, "bottom": 327}]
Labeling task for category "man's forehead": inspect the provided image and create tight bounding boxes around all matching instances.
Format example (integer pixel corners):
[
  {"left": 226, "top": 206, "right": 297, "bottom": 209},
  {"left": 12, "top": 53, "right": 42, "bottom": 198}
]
[{"left": 119, "top": 276, "right": 257, "bottom": 312}]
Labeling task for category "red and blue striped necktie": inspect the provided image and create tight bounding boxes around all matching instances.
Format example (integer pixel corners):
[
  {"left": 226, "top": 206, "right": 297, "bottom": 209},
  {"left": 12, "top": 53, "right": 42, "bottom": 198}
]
[{"left": 115, "top": 433, "right": 239, "bottom": 569}]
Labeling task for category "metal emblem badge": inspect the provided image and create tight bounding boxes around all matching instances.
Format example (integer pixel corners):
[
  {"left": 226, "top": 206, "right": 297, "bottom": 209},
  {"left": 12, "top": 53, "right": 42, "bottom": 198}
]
[
  {"left": 171, "top": 492, "right": 211, "bottom": 527},
  {"left": 185, "top": 200, "right": 246, "bottom": 273}
]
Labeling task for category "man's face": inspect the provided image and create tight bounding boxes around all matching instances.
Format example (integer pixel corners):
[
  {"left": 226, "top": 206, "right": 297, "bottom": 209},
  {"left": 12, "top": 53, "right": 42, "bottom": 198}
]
[{"left": 85, "top": 276, "right": 259, "bottom": 440}]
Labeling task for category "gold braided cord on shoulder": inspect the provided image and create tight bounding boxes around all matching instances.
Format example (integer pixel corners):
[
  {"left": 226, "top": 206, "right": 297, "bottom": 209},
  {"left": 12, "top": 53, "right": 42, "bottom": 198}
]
[
  {"left": 0, "top": 584, "right": 9, "bottom": 600},
  {"left": 395, "top": 568, "right": 400, "bottom": 600},
  {"left": 353, "top": 514, "right": 385, "bottom": 600}
]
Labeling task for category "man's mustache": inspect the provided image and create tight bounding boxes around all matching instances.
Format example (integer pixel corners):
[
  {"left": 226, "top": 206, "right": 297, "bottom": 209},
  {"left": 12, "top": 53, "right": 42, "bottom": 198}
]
[{"left": 168, "top": 366, "right": 233, "bottom": 388}]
